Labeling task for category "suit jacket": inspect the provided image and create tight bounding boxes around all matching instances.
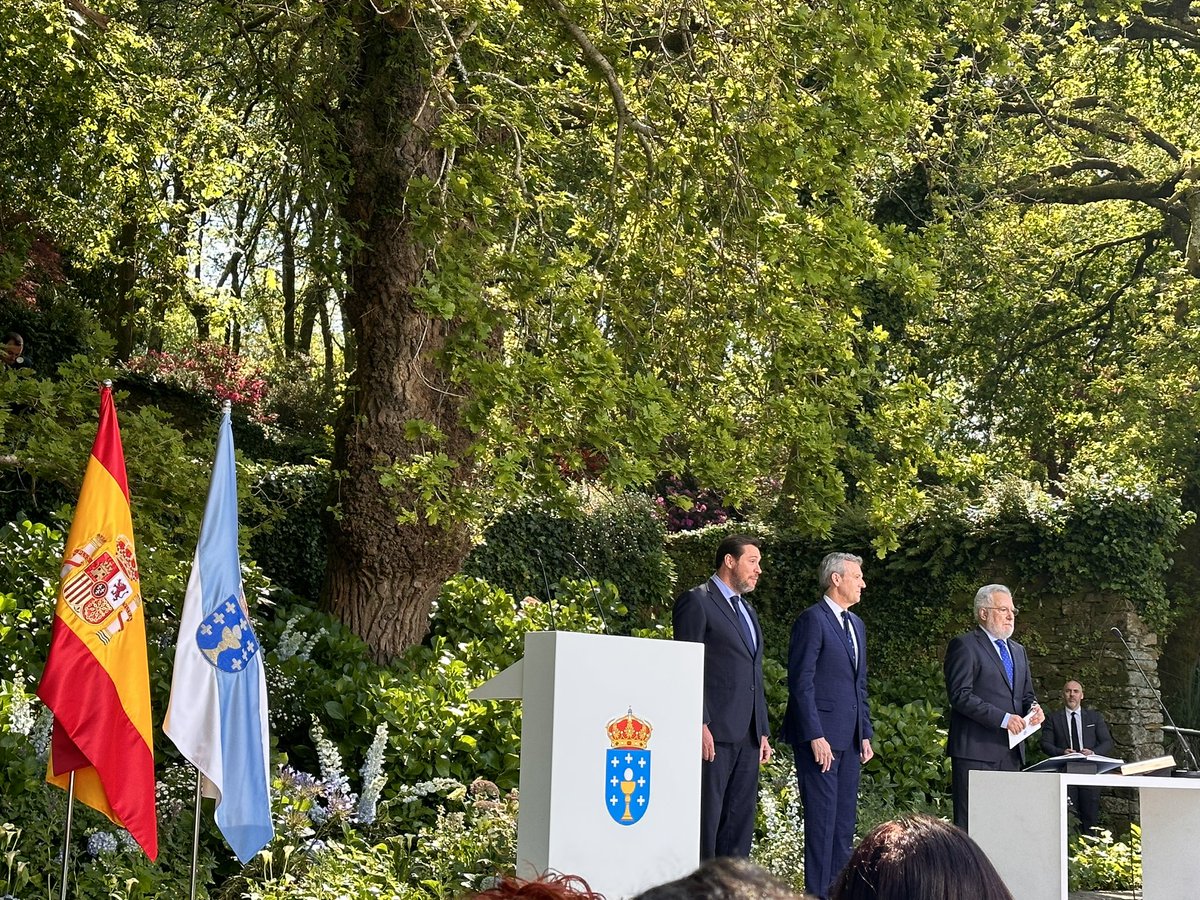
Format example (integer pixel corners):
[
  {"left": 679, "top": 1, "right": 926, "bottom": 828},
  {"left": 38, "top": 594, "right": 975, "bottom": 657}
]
[
  {"left": 782, "top": 601, "right": 872, "bottom": 751},
  {"left": 673, "top": 578, "right": 769, "bottom": 744},
  {"left": 944, "top": 628, "right": 1037, "bottom": 763},
  {"left": 1039, "top": 707, "right": 1114, "bottom": 757}
]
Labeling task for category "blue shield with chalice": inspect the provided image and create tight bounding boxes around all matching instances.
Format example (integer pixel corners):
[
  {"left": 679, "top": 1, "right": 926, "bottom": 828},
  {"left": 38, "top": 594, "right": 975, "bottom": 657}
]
[{"left": 605, "top": 708, "right": 652, "bottom": 826}]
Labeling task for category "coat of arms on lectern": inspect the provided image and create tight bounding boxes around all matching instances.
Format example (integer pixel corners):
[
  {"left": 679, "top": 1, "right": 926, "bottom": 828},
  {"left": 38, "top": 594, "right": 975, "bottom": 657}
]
[{"left": 605, "top": 707, "right": 652, "bottom": 825}]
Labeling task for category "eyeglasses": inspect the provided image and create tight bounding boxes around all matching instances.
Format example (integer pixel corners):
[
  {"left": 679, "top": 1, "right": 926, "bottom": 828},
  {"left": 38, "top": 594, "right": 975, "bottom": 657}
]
[{"left": 983, "top": 606, "right": 1019, "bottom": 616}]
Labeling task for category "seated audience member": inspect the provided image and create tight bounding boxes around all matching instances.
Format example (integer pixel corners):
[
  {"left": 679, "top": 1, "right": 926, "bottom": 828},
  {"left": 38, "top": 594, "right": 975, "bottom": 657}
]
[
  {"left": 830, "top": 815, "right": 1014, "bottom": 900},
  {"left": 634, "top": 857, "right": 812, "bottom": 900},
  {"left": 470, "top": 872, "right": 604, "bottom": 900}
]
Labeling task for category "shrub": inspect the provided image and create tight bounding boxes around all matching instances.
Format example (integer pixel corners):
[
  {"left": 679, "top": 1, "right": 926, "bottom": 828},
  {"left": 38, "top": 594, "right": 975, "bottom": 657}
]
[
  {"left": 245, "top": 462, "right": 330, "bottom": 600},
  {"left": 464, "top": 493, "right": 674, "bottom": 628},
  {"left": 1068, "top": 825, "right": 1141, "bottom": 892}
]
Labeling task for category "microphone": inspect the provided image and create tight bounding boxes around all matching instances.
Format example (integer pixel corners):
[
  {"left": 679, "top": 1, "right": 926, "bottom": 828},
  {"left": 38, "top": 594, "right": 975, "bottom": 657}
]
[
  {"left": 566, "top": 550, "right": 609, "bottom": 635},
  {"left": 1111, "top": 626, "right": 1200, "bottom": 774},
  {"left": 534, "top": 549, "right": 558, "bottom": 632}
]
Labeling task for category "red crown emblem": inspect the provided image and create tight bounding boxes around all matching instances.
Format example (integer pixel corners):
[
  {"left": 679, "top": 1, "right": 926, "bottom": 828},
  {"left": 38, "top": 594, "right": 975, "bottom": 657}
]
[{"left": 607, "top": 708, "right": 653, "bottom": 749}]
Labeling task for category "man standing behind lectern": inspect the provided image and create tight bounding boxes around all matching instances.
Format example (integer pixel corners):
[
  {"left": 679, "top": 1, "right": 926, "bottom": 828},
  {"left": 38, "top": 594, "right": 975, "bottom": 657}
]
[
  {"left": 944, "top": 583, "right": 1044, "bottom": 832},
  {"left": 673, "top": 534, "right": 773, "bottom": 859}
]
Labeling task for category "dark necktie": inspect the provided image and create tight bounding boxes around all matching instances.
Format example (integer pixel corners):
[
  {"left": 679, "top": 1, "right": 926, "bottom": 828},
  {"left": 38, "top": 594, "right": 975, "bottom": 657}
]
[
  {"left": 842, "top": 613, "right": 857, "bottom": 667},
  {"left": 730, "top": 595, "right": 755, "bottom": 651},
  {"left": 1070, "top": 711, "right": 1081, "bottom": 751},
  {"left": 995, "top": 638, "right": 1014, "bottom": 686}
]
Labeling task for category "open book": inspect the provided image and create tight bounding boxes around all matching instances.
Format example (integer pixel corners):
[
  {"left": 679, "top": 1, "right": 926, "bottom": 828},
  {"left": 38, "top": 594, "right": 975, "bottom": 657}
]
[{"left": 1024, "top": 752, "right": 1125, "bottom": 774}]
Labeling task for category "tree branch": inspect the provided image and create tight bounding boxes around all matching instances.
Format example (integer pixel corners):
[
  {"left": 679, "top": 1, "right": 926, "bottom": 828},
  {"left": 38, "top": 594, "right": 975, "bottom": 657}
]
[{"left": 541, "top": 0, "right": 655, "bottom": 175}]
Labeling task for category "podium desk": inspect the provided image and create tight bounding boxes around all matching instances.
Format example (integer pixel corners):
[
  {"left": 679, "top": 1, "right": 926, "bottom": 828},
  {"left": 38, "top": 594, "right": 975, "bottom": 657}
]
[
  {"left": 471, "top": 631, "right": 704, "bottom": 899},
  {"left": 970, "top": 771, "right": 1200, "bottom": 900}
]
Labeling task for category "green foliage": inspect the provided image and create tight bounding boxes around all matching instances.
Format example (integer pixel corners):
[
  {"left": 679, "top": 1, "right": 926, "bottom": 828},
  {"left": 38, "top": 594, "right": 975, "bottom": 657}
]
[
  {"left": 1068, "top": 826, "right": 1142, "bottom": 892},
  {"left": 245, "top": 463, "right": 331, "bottom": 601},
  {"left": 753, "top": 751, "right": 805, "bottom": 893},
  {"left": 464, "top": 492, "right": 673, "bottom": 628},
  {"left": 859, "top": 700, "right": 952, "bottom": 825}
]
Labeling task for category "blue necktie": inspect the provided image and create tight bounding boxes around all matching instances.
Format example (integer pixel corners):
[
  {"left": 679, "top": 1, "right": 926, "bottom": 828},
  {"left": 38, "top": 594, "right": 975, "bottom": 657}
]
[
  {"left": 842, "top": 613, "right": 857, "bottom": 667},
  {"left": 995, "top": 638, "right": 1014, "bottom": 686},
  {"left": 730, "top": 595, "right": 755, "bottom": 651}
]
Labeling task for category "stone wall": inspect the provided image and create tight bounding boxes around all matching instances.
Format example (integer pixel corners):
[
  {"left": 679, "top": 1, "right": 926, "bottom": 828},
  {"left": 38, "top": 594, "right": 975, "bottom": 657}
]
[{"left": 1024, "top": 590, "right": 1167, "bottom": 822}]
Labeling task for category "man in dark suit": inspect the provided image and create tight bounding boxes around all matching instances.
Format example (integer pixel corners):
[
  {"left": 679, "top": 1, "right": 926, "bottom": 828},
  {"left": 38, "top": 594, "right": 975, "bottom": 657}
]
[
  {"left": 782, "top": 552, "right": 873, "bottom": 900},
  {"left": 944, "top": 583, "right": 1044, "bottom": 832},
  {"left": 1040, "top": 679, "right": 1114, "bottom": 832},
  {"left": 673, "top": 534, "right": 773, "bottom": 859}
]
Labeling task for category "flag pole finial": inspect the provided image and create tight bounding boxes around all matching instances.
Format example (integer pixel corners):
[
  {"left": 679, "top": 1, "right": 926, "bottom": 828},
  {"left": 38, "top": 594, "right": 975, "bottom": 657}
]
[
  {"left": 222, "top": 399, "right": 232, "bottom": 413},
  {"left": 103, "top": 379, "right": 113, "bottom": 389}
]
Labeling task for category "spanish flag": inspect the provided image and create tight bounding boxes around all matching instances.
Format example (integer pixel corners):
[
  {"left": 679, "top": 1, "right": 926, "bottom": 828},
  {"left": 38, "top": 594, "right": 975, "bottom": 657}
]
[{"left": 37, "top": 384, "right": 158, "bottom": 859}]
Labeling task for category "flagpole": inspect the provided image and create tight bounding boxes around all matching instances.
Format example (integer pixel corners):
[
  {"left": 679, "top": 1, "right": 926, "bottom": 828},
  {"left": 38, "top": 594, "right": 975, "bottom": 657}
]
[
  {"left": 58, "top": 771, "right": 76, "bottom": 900},
  {"left": 190, "top": 769, "right": 202, "bottom": 900}
]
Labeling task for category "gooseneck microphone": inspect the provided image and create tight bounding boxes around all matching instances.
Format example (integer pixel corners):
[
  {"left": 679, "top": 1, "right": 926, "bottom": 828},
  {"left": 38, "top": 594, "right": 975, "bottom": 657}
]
[
  {"left": 1111, "top": 626, "right": 1200, "bottom": 773},
  {"left": 534, "top": 549, "right": 558, "bottom": 632},
  {"left": 566, "top": 550, "right": 609, "bottom": 635}
]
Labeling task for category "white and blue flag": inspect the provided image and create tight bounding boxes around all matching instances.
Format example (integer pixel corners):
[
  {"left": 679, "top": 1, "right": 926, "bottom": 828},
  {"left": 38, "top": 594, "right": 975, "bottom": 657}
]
[{"left": 164, "top": 406, "right": 273, "bottom": 864}]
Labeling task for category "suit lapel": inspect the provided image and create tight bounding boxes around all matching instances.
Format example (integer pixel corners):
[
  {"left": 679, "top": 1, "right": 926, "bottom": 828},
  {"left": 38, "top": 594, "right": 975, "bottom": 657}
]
[
  {"left": 974, "top": 628, "right": 1012, "bottom": 692},
  {"left": 709, "top": 581, "right": 754, "bottom": 656},
  {"left": 820, "top": 602, "right": 857, "bottom": 670}
]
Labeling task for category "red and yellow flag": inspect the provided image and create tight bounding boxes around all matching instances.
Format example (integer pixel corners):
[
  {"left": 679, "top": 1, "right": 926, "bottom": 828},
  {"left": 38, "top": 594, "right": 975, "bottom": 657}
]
[{"left": 37, "top": 384, "right": 157, "bottom": 859}]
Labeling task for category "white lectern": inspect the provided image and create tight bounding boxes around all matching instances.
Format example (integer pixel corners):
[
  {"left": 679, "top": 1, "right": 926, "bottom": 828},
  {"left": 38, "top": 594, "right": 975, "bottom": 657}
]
[
  {"left": 971, "top": 770, "right": 1200, "bottom": 900},
  {"left": 471, "top": 631, "right": 704, "bottom": 899}
]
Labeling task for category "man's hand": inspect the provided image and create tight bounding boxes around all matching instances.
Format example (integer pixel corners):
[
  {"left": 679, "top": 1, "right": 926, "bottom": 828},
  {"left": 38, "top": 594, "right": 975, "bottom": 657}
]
[
  {"left": 1080, "top": 748, "right": 1094, "bottom": 756},
  {"left": 810, "top": 737, "right": 833, "bottom": 773},
  {"left": 702, "top": 724, "right": 715, "bottom": 762},
  {"left": 759, "top": 736, "right": 773, "bottom": 764},
  {"left": 1028, "top": 704, "right": 1045, "bottom": 726},
  {"left": 1006, "top": 715, "right": 1027, "bottom": 735},
  {"left": 860, "top": 738, "right": 874, "bottom": 765}
]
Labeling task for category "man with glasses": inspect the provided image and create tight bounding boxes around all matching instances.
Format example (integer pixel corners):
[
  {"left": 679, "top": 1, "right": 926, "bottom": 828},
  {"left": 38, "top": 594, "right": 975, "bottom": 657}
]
[{"left": 944, "top": 584, "right": 1044, "bottom": 831}]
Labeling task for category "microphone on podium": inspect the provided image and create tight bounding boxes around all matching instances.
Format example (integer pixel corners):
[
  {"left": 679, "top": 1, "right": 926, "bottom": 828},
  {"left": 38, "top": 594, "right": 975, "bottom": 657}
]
[
  {"left": 566, "top": 551, "right": 609, "bottom": 635},
  {"left": 1111, "top": 626, "right": 1200, "bottom": 775}
]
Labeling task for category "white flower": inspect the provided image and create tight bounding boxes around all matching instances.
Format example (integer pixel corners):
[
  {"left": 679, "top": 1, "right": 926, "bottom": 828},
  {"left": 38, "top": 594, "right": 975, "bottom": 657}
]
[{"left": 354, "top": 723, "right": 389, "bottom": 825}]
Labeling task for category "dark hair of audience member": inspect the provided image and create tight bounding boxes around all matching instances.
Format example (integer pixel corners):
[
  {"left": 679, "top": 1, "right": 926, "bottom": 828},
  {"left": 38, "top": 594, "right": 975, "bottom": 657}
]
[
  {"left": 634, "top": 857, "right": 808, "bottom": 900},
  {"left": 830, "top": 815, "right": 1014, "bottom": 900},
  {"left": 469, "top": 871, "right": 605, "bottom": 900}
]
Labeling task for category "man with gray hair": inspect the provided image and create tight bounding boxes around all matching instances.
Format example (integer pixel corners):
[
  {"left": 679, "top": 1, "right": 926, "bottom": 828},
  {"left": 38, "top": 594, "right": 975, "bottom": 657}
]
[
  {"left": 782, "top": 552, "right": 873, "bottom": 899},
  {"left": 944, "top": 584, "right": 1043, "bottom": 831}
]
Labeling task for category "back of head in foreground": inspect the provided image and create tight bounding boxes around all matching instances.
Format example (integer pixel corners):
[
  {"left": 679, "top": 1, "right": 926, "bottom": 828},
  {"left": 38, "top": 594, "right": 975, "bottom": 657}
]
[
  {"left": 829, "top": 815, "right": 1015, "bottom": 900},
  {"left": 469, "top": 872, "right": 605, "bottom": 900},
  {"left": 634, "top": 857, "right": 812, "bottom": 900}
]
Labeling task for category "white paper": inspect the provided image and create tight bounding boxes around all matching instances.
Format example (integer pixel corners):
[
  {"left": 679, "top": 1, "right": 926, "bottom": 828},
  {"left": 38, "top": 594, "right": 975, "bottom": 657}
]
[{"left": 1008, "top": 716, "right": 1041, "bottom": 748}]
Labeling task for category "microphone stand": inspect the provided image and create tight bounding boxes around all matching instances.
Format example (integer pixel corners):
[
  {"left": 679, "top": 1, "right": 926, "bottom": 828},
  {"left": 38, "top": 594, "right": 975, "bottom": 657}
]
[
  {"left": 566, "top": 551, "right": 609, "bottom": 635},
  {"left": 534, "top": 549, "right": 558, "bottom": 632},
  {"left": 1111, "top": 626, "right": 1200, "bottom": 777}
]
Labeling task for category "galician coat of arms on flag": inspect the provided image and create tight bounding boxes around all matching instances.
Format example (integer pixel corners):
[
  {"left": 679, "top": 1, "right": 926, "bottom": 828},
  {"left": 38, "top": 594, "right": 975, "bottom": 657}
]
[
  {"left": 164, "top": 404, "right": 274, "bottom": 864},
  {"left": 605, "top": 708, "right": 652, "bottom": 826}
]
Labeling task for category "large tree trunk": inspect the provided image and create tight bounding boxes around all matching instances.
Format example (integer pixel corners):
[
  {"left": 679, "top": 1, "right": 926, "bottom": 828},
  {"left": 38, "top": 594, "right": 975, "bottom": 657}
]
[{"left": 322, "top": 16, "right": 473, "bottom": 661}]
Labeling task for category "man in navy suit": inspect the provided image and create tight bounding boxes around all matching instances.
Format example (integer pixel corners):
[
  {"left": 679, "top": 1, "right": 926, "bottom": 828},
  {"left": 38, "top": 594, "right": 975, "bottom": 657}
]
[
  {"left": 673, "top": 534, "right": 773, "bottom": 859},
  {"left": 1040, "top": 679, "right": 1114, "bottom": 832},
  {"left": 782, "top": 552, "right": 873, "bottom": 900},
  {"left": 944, "top": 583, "right": 1044, "bottom": 832}
]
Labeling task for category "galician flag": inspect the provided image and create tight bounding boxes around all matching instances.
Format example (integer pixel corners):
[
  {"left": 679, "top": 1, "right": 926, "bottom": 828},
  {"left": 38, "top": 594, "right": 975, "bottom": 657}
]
[
  {"left": 164, "top": 405, "right": 273, "bottom": 864},
  {"left": 37, "top": 383, "right": 158, "bottom": 859}
]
